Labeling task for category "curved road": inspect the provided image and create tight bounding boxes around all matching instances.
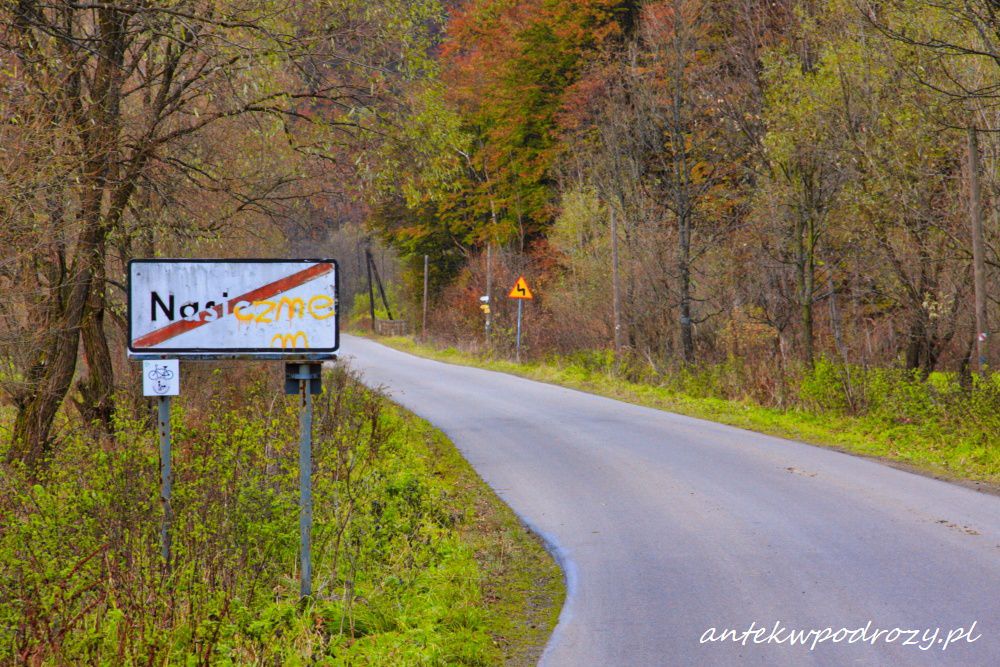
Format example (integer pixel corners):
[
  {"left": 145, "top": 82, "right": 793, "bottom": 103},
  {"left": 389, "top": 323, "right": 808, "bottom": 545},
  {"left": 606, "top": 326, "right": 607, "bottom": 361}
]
[{"left": 340, "top": 335, "right": 1000, "bottom": 666}]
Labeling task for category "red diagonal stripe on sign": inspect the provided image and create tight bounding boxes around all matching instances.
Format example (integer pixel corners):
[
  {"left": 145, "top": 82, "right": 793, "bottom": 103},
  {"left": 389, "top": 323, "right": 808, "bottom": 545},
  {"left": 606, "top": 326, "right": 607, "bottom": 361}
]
[{"left": 133, "top": 262, "right": 334, "bottom": 348}]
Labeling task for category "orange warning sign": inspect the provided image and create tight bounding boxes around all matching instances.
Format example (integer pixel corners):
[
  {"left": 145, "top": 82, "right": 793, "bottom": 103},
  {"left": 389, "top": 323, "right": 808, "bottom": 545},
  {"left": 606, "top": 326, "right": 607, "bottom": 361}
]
[{"left": 508, "top": 276, "right": 534, "bottom": 300}]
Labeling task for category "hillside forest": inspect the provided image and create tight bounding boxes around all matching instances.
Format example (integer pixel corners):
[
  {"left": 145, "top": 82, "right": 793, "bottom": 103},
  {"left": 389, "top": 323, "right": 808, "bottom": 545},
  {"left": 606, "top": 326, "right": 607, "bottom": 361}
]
[
  {"left": 374, "top": 0, "right": 997, "bottom": 378},
  {"left": 2, "top": 2, "right": 1000, "bottom": 460}
]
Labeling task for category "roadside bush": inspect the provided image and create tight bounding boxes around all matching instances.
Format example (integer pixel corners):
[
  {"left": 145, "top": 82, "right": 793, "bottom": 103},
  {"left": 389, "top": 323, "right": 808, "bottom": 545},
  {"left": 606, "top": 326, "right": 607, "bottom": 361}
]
[
  {"left": 0, "top": 365, "right": 493, "bottom": 665},
  {"left": 799, "top": 357, "right": 854, "bottom": 414}
]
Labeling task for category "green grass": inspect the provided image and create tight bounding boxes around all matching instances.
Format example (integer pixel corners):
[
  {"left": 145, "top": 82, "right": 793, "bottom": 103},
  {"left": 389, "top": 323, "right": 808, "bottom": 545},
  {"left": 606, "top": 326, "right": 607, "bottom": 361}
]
[
  {"left": 408, "top": 414, "right": 564, "bottom": 665},
  {"left": 0, "top": 365, "right": 563, "bottom": 665},
  {"left": 366, "top": 334, "right": 1000, "bottom": 488}
]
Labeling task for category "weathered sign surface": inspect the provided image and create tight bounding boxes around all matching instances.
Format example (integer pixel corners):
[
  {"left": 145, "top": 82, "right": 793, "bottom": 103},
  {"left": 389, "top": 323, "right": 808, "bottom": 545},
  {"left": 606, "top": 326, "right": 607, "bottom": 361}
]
[{"left": 128, "top": 259, "right": 339, "bottom": 358}]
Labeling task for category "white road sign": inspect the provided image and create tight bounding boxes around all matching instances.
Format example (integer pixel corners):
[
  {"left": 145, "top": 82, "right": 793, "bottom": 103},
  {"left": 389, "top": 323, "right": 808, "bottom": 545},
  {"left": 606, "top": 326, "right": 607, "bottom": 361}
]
[
  {"left": 128, "top": 259, "right": 339, "bottom": 358},
  {"left": 143, "top": 359, "right": 179, "bottom": 395}
]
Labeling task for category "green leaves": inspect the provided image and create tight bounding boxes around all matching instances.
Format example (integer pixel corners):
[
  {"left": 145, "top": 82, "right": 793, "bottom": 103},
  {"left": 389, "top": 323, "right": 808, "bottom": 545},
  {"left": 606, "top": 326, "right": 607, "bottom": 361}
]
[{"left": 0, "top": 368, "right": 497, "bottom": 664}]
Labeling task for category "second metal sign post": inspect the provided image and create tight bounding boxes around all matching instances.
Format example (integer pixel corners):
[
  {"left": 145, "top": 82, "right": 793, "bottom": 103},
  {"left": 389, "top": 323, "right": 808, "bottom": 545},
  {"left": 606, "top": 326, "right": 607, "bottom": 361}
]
[{"left": 286, "top": 362, "right": 323, "bottom": 598}]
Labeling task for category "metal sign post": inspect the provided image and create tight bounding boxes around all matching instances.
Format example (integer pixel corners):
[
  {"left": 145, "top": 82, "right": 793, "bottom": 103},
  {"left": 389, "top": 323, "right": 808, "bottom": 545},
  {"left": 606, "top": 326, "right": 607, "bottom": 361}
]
[
  {"left": 516, "top": 300, "right": 523, "bottom": 363},
  {"left": 158, "top": 396, "right": 172, "bottom": 567},
  {"left": 299, "top": 366, "right": 313, "bottom": 598},
  {"left": 144, "top": 359, "right": 180, "bottom": 568},
  {"left": 508, "top": 276, "right": 534, "bottom": 363},
  {"left": 285, "top": 362, "right": 321, "bottom": 598}
]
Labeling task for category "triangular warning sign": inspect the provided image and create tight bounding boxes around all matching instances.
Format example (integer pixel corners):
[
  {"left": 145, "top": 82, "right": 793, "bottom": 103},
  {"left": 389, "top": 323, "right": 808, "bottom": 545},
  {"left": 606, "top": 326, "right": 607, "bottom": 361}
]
[{"left": 508, "top": 276, "right": 534, "bottom": 299}]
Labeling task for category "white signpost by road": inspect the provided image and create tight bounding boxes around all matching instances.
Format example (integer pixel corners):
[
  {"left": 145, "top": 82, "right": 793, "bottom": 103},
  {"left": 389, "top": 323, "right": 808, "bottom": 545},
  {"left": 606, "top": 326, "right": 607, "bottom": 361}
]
[
  {"left": 128, "top": 258, "right": 338, "bottom": 598},
  {"left": 128, "top": 259, "right": 338, "bottom": 357}
]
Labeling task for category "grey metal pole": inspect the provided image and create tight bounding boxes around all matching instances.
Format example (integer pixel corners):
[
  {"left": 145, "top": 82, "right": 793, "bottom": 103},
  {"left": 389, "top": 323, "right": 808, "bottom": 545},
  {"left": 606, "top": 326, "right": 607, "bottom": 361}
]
[
  {"left": 299, "top": 363, "right": 313, "bottom": 598},
  {"left": 158, "top": 395, "right": 172, "bottom": 568},
  {"left": 516, "top": 299, "right": 523, "bottom": 363},
  {"left": 365, "top": 248, "right": 376, "bottom": 332}
]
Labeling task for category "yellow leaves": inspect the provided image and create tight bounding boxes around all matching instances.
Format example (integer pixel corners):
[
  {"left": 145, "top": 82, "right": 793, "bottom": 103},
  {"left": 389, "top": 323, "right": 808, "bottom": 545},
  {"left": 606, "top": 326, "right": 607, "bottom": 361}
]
[
  {"left": 690, "top": 160, "right": 711, "bottom": 184},
  {"left": 551, "top": 186, "right": 605, "bottom": 258}
]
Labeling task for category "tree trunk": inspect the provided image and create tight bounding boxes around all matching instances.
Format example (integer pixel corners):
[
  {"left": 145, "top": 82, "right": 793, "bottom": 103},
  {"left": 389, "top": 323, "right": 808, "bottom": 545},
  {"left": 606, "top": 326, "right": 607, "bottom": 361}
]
[
  {"left": 485, "top": 240, "right": 493, "bottom": 335},
  {"left": 10, "top": 337, "right": 80, "bottom": 466},
  {"left": 958, "top": 331, "right": 976, "bottom": 389},
  {"left": 611, "top": 204, "right": 623, "bottom": 355},
  {"left": 968, "top": 126, "right": 988, "bottom": 373},
  {"left": 9, "top": 6, "right": 122, "bottom": 465},
  {"left": 796, "top": 211, "right": 816, "bottom": 367},
  {"left": 76, "top": 258, "right": 116, "bottom": 430},
  {"left": 9, "top": 254, "right": 95, "bottom": 466},
  {"left": 670, "top": 53, "right": 694, "bottom": 365},
  {"left": 678, "top": 216, "right": 694, "bottom": 363},
  {"left": 904, "top": 315, "right": 927, "bottom": 374}
]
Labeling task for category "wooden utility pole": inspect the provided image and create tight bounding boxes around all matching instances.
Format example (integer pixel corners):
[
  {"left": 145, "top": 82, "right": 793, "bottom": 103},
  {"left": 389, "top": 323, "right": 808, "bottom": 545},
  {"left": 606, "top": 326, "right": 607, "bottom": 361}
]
[
  {"left": 485, "top": 243, "right": 493, "bottom": 334},
  {"left": 611, "top": 204, "right": 622, "bottom": 355},
  {"left": 422, "top": 254, "right": 429, "bottom": 339},
  {"left": 969, "top": 126, "right": 989, "bottom": 373}
]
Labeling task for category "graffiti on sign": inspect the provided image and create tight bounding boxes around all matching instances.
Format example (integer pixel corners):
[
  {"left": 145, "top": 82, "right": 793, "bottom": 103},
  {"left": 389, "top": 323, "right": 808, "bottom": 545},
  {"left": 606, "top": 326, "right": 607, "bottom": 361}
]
[
  {"left": 128, "top": 259, "right": 339, "bottom": 358},
  {"left": 271, "top": 332, "right": 310, "bottom": 349}
]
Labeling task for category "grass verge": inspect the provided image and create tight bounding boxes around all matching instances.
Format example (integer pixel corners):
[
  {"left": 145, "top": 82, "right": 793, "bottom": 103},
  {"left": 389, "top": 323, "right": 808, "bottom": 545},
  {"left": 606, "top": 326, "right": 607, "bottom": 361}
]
[
  {"left": 0, "top": 364, "right": 563, "bottom": 664},
  {"left": 364, "top": 334, "right": 1000, "bottom": 490},
  {"left": 402, "top": 412, "right": 564, "bottom": 665}
]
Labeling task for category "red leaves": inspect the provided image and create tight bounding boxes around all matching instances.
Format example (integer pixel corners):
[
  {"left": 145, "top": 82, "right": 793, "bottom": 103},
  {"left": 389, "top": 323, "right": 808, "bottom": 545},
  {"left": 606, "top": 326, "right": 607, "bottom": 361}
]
[{"left": 436, "top": 0, "right": 632, "bottom": 241}]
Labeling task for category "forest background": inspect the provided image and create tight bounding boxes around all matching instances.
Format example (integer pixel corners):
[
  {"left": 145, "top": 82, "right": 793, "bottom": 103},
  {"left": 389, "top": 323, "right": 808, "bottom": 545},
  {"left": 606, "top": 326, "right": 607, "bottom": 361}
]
[
  {"left": 0, "top": 1, "right": 564, "bottom": 662},
  {"left": 374, "top": 0, "right": 999, "bottom": 379},
  {"left": 3, "top": 0, "right": 1000, "bottom": 470},
  {"left": 364, "top": 0, "right": 1000, "bottom": 485},
  {"left": 2, "top": 0, "right": 1000, "bottom": 661}
]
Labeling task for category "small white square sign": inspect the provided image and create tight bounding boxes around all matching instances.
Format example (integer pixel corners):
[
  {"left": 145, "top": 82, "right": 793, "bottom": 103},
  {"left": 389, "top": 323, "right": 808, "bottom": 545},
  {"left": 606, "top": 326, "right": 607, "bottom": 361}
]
[{"left": 143, "top": 359, "right": 180, "bottom": 396}]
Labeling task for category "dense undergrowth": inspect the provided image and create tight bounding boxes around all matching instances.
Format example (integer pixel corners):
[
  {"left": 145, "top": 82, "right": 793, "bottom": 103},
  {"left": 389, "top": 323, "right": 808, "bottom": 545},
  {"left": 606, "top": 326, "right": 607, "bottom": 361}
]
[
  {"left": 0, "top": 364, "right": 562, "bottom": 665},
  {"left": 376, "top": 336, "right": 1000, "bottom": 485}
]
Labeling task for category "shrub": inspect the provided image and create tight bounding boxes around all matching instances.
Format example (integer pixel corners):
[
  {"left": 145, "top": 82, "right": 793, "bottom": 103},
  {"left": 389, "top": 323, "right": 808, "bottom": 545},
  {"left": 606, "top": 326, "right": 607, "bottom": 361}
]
[{"left": 0, "top": 366, "right": 493, "bottom": 664}]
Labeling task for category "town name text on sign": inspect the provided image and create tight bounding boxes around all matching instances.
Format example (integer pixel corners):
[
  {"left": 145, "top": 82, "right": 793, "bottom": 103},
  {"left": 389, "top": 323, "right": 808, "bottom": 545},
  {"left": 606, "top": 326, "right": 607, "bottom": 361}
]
[{"left": 128, "top": 259, "right": 339, "bottom": 357}]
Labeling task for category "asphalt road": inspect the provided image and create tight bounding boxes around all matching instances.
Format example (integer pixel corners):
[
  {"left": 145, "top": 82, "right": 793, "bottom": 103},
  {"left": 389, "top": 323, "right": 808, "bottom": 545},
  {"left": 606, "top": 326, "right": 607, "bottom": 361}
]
[{"left": 340, "top": 335, "right": 1000, "bottom": 666}]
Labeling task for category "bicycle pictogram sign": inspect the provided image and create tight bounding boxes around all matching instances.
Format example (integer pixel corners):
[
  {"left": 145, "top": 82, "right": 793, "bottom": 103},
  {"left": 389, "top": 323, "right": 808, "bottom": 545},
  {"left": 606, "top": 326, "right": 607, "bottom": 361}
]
[{"left": 142, "top": 360, "right": 179, "bottom": 396}]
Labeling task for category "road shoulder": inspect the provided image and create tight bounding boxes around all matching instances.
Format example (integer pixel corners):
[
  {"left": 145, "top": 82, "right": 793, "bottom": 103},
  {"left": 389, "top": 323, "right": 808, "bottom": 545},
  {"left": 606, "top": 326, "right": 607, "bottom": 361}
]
[{"left": 358, "top": 333, "right": 1000, "bottom": 496}]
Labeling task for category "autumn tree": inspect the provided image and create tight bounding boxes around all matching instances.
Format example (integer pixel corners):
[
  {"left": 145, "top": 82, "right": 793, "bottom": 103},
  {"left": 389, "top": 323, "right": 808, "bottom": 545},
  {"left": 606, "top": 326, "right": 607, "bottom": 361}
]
[
  {"left": 863, "top": 0, "right": 1000, "bottom": 372},
  {"left": 0, "top": 0, "right": 438, "bottom": 466}
]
